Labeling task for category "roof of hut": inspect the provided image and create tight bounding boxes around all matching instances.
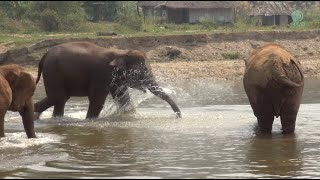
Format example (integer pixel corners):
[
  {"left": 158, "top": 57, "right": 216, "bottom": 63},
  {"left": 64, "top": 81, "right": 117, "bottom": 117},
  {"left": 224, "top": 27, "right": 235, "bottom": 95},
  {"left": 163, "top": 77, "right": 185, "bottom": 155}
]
[
  {"left": 138, "top": 1, "right": 236, "bottom": 9},
  {"left": 249, "top": 1, "right": 293, "bottom": 16},
  {"left": 137, "top": 1, "right": 166, "bottom": 7}
]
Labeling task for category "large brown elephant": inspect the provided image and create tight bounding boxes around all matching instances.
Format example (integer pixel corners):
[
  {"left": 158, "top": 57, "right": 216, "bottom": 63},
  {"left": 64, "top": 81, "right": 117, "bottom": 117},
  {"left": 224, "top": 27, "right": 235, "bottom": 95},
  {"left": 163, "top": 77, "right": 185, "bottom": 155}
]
[
  {"left": 34, "top": 41, "right": 181, "bottom": 119},
  {"left": 243, "top": 43, "right": 304, "bottom": 134},
  {"left": 0, "top": 64, "right": 36, "bottom": 138}
]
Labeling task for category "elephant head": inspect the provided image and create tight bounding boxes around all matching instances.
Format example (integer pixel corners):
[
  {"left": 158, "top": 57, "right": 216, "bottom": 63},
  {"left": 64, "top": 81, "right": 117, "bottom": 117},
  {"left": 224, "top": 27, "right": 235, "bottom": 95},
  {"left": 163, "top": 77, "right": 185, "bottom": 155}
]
[
  {"left": 2, "top": 65, "right": 36, "bottom": 138},
  {"left": 109, "top": 50, "right": 182, "bottom": 118},
  {"left": 5, "top": 70, "right": 36, "bottom": 111}
]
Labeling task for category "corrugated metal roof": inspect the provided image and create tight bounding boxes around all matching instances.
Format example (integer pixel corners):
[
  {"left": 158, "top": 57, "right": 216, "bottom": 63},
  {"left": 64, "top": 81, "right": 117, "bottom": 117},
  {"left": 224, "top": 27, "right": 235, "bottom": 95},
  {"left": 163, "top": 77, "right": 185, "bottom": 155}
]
[
  {"left": 138, "top": 1, "right": 236, "bottom": 9},
  {"left": 249, "top": 1, "right": 293, "bottom": 16}
]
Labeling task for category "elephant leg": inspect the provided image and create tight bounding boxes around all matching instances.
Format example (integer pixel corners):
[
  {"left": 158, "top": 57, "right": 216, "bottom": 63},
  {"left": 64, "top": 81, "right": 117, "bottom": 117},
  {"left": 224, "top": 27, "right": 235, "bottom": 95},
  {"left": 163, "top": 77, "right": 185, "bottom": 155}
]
[
  {"left": 86, "top": 84, "right": 109, "bottom": 119},
  {"left": 53, "top": 96, "right": 69, "bottom": 117},
  {"left": 249, "top": 87, "right": 274, "bottom": 134},
  {"left": 109, "top": 85, "right": 135, "bottom": 113},
  {"left": 0, "top": 99, "right": 9, "bottom": 137},
  {"left": 280, "top": 115, "right": 297, "bottom": 134},
  {"left": 257, "top": 115, "right": 275, "bottom": 134},
  {"left": 0, "top": 111, "right": 5, "bottom": 138},
  {"left": 19, "top": 98, "right": 36, "bottom": 138},
  {"left": 280, "top": 92, "right": 302, "bottom": 134},
  {"left": 86, "top": 95, "right": 108, "bottom": 119},
  {"left": 34, "top": 97, "right": 54, "bottom": 119}
]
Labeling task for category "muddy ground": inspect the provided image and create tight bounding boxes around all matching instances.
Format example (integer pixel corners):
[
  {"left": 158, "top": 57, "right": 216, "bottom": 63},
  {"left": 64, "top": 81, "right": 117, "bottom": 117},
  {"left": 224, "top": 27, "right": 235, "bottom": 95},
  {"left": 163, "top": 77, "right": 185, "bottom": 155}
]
[{"left": 1, "top": 31, "right": 320, "bottom": 82}]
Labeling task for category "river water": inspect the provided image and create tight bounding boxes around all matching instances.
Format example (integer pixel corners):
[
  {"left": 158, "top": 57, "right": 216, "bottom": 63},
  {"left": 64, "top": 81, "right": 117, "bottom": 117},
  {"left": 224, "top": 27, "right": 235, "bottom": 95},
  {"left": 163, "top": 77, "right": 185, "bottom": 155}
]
[{"left": 1, "top": 77, "right": 320, "bottom": 179}]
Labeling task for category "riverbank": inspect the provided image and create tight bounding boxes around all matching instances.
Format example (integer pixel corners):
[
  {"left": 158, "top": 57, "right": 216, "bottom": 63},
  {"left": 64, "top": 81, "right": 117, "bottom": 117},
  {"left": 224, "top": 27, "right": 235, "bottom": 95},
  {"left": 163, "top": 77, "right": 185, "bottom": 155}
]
[
  {"left": 2, "top": 30, "right": 320, "bottom": 82},
  {"left": 23, "top": 58, "right": 320, "bottom": 84}
]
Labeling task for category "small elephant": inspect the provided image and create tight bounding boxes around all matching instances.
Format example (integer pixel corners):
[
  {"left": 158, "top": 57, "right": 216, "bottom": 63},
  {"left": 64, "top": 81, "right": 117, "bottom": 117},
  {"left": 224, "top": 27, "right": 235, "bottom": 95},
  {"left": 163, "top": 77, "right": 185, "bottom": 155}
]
[
  {"left": 0, "top": 64, "right": 36, "bottom": 138},
  {"left": 34, "top": 41, "right": 181, "bottom": 119},
  {"left": 243, "top": 43, "right": 304, "bottom": 134}
]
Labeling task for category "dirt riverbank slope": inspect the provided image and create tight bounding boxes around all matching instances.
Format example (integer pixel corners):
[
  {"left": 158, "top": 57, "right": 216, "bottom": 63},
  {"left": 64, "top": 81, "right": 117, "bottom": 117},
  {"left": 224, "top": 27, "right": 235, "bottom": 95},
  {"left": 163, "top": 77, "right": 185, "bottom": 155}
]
[{"left": 1, "top": 30, "right": 320, "bottom": 81}]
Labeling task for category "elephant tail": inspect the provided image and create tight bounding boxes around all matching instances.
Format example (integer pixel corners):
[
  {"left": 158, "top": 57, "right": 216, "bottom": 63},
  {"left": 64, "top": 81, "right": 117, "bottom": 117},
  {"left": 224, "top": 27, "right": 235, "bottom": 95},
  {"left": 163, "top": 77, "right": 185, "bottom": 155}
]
[
  {"left": 36, "top": 52, "right": 48, "bottom": 84},
  {"left": 272, "top": 59, "right": 304, "bottom": 88}
]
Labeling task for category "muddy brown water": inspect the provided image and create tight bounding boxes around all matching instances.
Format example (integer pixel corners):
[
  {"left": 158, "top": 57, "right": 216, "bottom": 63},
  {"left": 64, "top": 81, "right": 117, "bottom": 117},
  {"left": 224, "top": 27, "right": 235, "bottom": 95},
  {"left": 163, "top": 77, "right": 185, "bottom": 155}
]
[{"left": 1, "top": 77, "right": 320, "bottom": 178}]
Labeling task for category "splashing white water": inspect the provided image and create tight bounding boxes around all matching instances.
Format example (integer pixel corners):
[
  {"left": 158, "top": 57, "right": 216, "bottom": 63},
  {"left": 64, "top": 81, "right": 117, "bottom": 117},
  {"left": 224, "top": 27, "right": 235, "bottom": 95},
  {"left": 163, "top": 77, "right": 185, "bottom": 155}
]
[
  {"left": 100, "top": 88, "right": 156, "bottom": 117},
  {"left": 0, "top": 132, "right": 64, "bottom": 149}
]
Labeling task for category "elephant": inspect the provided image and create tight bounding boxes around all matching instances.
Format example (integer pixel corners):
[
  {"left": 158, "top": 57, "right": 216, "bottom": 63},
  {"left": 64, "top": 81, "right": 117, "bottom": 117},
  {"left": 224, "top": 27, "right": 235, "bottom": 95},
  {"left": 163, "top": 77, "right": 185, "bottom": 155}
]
[
  {"left": 0, "top": 64, "right": 37, "bottom": 138},
  {"left": 243, "top": 43, "right": 304, "bottom": 134},
  {"left": 34, "top": 41, "right": 181, "bottom": 119}
]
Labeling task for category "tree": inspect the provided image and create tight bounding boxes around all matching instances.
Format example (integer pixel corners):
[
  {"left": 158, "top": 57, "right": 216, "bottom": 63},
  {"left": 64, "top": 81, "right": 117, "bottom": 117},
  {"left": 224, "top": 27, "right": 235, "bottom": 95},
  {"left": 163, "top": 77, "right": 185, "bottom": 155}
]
[
  {"left": 83, "top": 1, "right": 120, "bottom": 22},
  {"left": 30, "top": 1, "right": 87, "bottom": 31},
  {"left": 0, "top": 1, "right": 32, "bottom": 20},
  {"left": 116, "top": 1, "right": 143, "bottom": 31}
]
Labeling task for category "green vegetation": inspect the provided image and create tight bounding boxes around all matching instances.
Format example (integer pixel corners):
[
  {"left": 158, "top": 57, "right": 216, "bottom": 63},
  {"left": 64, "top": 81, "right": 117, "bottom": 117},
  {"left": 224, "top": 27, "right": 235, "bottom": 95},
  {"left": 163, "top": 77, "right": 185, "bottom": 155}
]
[
  {"left": 222, "top": 52, "right": 241, "bottom": 60},
  {"left": 0, "top": 1, "right": 320, "bottom": 50}
]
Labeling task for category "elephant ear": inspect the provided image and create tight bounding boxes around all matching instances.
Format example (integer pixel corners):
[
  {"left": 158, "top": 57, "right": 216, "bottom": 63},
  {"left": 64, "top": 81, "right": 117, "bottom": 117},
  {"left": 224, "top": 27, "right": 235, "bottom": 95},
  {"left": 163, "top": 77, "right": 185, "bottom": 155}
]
[
  {"left": 17, "top": 72, "right": 35, "bottom": 87},
  {"left": 5, "top": 70, "right": 19, "bottom": 87},
  {"left": 15, "top": 72, "right": 36, "bottom": 95},
  {"left": 109, "top": 55, "right": 127, "bottom": 69}
]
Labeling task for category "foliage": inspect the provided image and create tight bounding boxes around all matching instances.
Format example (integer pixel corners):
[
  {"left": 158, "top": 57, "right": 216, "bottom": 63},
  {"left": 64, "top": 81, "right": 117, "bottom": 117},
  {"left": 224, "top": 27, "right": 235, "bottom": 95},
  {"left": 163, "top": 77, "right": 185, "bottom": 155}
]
[
  {"left": 116, "top": 1, "right": 143, "bottom": 31},
  {"left": 1, "top": 1, "right": 320, "bottom": 34},
  {"left": 0, "top": 1, "right": 86, "bottom": 32},
  {"left": 32, "top": 1, "right": 87, "bottom": 32},
  {"left": 0, "top": 1, "right": 32, "bottom": 20},
  {"left": 83, "top": 1, "right": 120, "bottom": 22},
  {"left": 199, "top": 16, "right": 218, "bottom": 30},
  {"left": 304, "top": 2, "right": 320, "bottom": 28},
  {"left": 39, "top": 9, "right": 60, "bottom": 31},
  {"left": 222, "top": 52, "right": 241, "bottom": 60}
]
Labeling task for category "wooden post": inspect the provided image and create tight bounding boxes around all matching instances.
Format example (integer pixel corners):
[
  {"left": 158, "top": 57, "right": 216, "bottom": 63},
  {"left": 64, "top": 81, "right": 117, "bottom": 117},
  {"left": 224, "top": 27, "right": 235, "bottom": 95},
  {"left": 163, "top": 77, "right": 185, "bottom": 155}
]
[{"left": 234, "top": 7, "right": 236, "bottom": 24}]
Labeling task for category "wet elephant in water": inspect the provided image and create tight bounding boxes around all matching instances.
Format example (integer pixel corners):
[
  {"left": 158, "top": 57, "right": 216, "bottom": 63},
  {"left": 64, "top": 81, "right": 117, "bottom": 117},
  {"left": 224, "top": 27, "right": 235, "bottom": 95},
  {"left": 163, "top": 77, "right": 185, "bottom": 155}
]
[
  {"left": 0, "top": 64, "right": 36, "bottom": 138},
  {"left": 34, "top": 41, "right": 181, "bottom": 119},
  {"left": 243, "top": 43, "right": 304, "bottom": 134}
]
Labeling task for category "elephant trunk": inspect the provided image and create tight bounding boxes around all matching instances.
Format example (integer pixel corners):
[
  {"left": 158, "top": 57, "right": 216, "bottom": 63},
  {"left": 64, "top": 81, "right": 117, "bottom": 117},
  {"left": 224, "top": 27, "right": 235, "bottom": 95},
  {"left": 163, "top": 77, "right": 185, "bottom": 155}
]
[
  {"left": 147, "top": 81, "right": 181, "bottom": 118},
  {"left": 19, "top": 98, "right": 36, "bottom": 138}
]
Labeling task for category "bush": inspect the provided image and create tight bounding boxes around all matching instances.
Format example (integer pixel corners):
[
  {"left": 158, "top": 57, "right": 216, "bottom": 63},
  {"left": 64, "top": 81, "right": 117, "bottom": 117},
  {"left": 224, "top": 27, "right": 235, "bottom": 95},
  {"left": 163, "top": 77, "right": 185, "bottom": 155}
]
[
  {"left": 0, "top": 18, "right": 24, "bottom": 33},
  {"left": 306, "top": 21, "right": 320, "bottom": 29},
  {"left": 60, "top": 12, "right": 86, "bottom": 31},
  {"left": 0, "top": 1, "right": 87, "bottom": 32},
  {"left": 199, "top": 16, "right": 218, "bottom": 30},
  {"left": 118, "top": 14, "right": 143, "bottom": 31},
  {"left": 117, "top": 1, "right": 143, "bottom": 31},
  {"left": 40, "top": 9, "right": 60, "bottom": 31},
  {"left": 222, "top": 52, "right": 241, "bottom": 60}
]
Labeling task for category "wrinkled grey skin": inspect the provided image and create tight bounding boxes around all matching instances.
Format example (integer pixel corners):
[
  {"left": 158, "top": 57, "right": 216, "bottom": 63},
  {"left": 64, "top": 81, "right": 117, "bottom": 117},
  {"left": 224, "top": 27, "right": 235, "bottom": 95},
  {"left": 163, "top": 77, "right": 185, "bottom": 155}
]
[
  {"left": 34, "top": 41, "right": 181, "bottom": 119},
  {"left": 243, "top": 43, "right": 304, "bottom": 134}
]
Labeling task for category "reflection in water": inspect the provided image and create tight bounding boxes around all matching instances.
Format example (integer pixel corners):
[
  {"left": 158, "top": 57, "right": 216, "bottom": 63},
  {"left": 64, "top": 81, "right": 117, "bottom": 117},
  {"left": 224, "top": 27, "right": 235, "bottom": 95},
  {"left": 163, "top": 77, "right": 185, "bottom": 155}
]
[
  {"left": 246, "top": 134, "right": 303, "bottom": 178},
  {"left": 43, "top": 127, "right": 142, "bottom": 179}
]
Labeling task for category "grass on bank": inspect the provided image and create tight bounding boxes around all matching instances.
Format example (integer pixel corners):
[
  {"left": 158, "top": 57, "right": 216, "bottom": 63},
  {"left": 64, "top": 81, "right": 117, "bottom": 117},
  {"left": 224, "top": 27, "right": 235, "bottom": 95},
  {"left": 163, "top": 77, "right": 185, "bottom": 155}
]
[{"left": 1, "top": 20, "right": 320, "bottom": 51}]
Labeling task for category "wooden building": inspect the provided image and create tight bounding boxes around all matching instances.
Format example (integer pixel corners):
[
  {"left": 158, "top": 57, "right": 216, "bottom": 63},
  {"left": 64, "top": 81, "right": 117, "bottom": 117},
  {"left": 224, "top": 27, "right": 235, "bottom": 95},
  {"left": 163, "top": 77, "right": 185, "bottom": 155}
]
[
  {"left": 137, "top": 1, "right": 236, "bottom": 24},
  {"left": 137, "top": 1, "right": 166, "bottom": 19},
  {"left": 248, "top": 1, "right": 293, "bottom": 26}
]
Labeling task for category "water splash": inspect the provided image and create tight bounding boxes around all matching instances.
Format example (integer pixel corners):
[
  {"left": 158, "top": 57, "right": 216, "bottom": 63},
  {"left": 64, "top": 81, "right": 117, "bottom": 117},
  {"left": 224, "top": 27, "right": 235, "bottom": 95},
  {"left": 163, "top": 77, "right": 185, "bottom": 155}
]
[
  {"left": 100, "top": 88, "right": 156, "bottom": 117},
  {"left": 0, "top": 132, "right": 63, "bottom": 149}
]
